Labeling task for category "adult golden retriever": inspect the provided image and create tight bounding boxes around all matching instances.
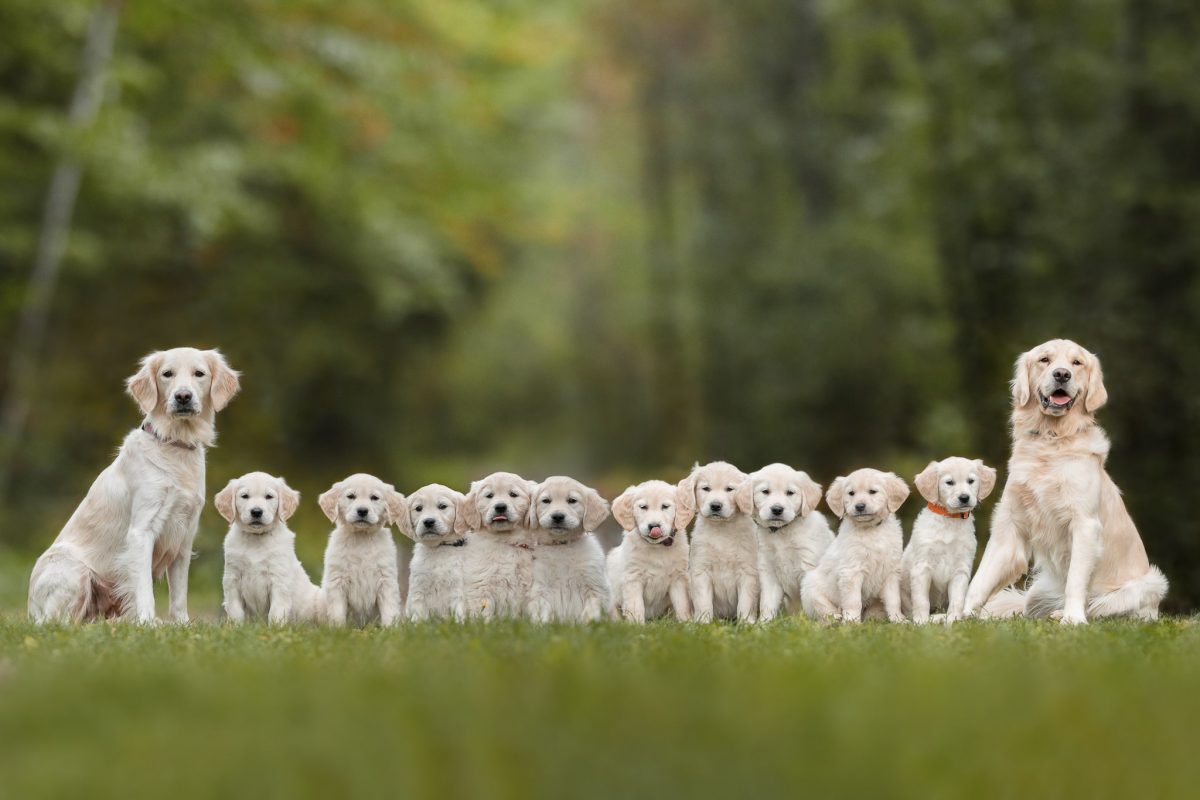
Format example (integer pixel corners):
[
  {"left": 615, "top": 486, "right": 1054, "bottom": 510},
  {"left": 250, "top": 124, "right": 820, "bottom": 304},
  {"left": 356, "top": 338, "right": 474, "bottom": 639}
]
[{"left": 963, "top": 339, "right": 1167, "bottom": 624}]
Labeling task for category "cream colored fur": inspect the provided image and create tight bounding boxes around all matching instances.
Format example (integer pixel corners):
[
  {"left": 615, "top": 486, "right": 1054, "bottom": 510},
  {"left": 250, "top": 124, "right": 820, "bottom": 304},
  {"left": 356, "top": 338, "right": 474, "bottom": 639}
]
[
  {"left": 398, "top": 483, "right": 468, "bottom": 622},
  {"left": 458, "top": 471, "right": 537, "bottom": 620},
  {"left": 607, "top": 479, "right": 694, "bottom": 623},
  {"left": 318, "top": 473, "right": 404, "bottom": 627},
  {"left": 684, "top": 461, "right": 759, "bottom": 623},
  {"left": 525, "top": 476, "right": 610, "bottom": 623}
]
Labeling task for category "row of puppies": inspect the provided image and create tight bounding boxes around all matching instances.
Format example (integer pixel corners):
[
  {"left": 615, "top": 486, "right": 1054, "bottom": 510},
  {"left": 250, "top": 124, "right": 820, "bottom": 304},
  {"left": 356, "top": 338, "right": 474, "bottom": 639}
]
[{"left": 219, "top": 457, "right": 995, "bottom": 625}]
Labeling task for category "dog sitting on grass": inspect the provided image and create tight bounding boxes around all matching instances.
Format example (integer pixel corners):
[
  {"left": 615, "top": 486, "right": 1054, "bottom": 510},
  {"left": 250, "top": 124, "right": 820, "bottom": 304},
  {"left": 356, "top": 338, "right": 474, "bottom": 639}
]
[{"left": 397, "top": 483, "right": 468, "bottom": 622}]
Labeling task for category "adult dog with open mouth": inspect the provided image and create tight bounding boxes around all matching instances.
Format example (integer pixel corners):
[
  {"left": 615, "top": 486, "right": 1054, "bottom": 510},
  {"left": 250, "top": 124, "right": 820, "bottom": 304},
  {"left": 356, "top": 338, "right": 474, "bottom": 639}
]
[
  {"left": 607, "top": 479, "right": 694, "bottom": 623},
  {"left": 526, "top": 476, "right": 611, "bottom": 623},
  {"left": 684, "top": 461, "right": 759, "bottom": 623},
  {"left": 318, "top": 473, "right": 405, "bottom": 626},
  {"left": 736, "top": 463, "right": 833, "bottom": 622},
  {"left": 963, "top": 340, "right": 1168, "bottom": 623},
  {"left": 801, "top": 469, "right": 910, "bottom": 623},
  {"left": 397, "top": 483, "right": 468, "bottom": 622},
  {"left": 28, "top": 347, "right": 240, "bottom": 623},
  {"left": 217, "top": 472, "right": 320, "bottom": 624},
  {"left": 901, "top": 457, "right": 995, "bottom": 624},
  {"left": 458, "top": 471, "right": 538, "bottom": 619}
]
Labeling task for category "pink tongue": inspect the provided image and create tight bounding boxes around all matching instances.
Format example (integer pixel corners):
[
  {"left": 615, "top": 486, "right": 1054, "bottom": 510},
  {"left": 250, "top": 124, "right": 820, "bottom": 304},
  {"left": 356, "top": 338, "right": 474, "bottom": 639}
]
[
  {"left": 1051, "top": 393, "right": 1072, "bottom": 406},
  {"left": 649, "top": 526, "right": 663, "bottom": 537}
]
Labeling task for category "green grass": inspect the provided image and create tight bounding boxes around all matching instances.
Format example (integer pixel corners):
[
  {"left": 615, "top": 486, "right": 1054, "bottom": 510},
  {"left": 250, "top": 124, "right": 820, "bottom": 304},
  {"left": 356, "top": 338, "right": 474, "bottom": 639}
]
[{"left": 2, "top": 613, "right": 1199, "bottom": 799}]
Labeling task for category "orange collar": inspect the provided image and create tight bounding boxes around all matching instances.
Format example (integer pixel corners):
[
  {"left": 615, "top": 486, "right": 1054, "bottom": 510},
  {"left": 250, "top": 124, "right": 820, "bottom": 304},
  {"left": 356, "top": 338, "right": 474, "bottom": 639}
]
[{"left": 927, "top": 501, "right": 971, "bottom": 520}]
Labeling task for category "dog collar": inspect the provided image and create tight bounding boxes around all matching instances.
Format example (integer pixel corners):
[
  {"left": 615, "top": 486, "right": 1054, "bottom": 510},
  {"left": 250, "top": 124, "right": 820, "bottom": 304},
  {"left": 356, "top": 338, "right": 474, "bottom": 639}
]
[
  {"left": 544, "top": 537, "right": 573, "bottom": 546},
  {"left": 439, "top": 539, "right": 467, "bottom": 548},
  {"left": 927, "top": 501, "right": 970, "bottom": 520},
  {"left": 506, "top": 541, "right": 534, "bottom": 550},
  {"left": 141, "top": 422, "right": 197, "bottom": 451}
]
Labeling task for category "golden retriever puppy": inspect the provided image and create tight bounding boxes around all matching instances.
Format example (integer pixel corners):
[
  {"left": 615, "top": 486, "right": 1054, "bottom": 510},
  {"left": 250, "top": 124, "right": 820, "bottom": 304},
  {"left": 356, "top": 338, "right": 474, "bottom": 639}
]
[
  {"left": 963, "top": 340, "right": 1168, "bottom": 624},
  {"left": 526, "top": 476, "right": 611, "bottom": 623},
  {"left": 28, "top": 347, "right": 239, "bottom": 623},
  {"left": 684, "top": 461, "right": 759, "bottom": 623},
  {"left": 457, "top": 471, "right": 538, "bottom": 619},
  {"left": 607, "top": 480, "right": 694, "bottom": 623},
  {"left": 216, "top": 472, "right": 320, "bottom": 625},
  {"left": 735, "top": 463, "right": 834, "bottom": 622},
  {"left": 801, "top": 469, "right": 910, "bottom": 623},
  {"left": 396, "top": 483, "right": 467, "bottom": 622},
  {"left": 318, "top": 474, "right": 405, "bottom": 626},
  {"left": 900, "top": 457, "right": 996, "bottom": 624}
]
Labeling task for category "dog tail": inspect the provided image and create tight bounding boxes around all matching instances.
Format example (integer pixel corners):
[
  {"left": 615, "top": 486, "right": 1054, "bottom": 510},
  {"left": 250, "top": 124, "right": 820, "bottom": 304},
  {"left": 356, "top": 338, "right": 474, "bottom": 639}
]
[
  {"left": 981, "top": 586, "right": 1027, "bottom": 619},
  {"left": 1088, "top": 566, "right": 1168, "bottom": 620}
]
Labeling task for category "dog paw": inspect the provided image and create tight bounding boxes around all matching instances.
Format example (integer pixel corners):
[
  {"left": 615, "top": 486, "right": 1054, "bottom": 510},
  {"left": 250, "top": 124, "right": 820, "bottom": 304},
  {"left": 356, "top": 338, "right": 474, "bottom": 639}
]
[
  {"left": 943, "top": 613, "right": 959, "bottom": 625},
  {"left": 888, "top": 614, "right": 909, "bottom": 624},
  {"left": 1058, "top": 610, "right": 1088, "bottom": 626}
]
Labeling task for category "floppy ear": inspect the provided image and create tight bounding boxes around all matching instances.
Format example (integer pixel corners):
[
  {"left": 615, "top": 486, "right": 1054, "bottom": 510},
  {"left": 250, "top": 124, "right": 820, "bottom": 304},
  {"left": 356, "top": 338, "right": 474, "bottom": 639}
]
[
  {"left": 825, "top": 477, "right": 847, "bottom": 519},
  {"left": 126, "top": 352, "right": 162, "bottom": 415},
  {"left": 975, "top": 461, "right": 998, "bottom": 501},
  {"left": 214, "top": 478, "right": 238, "bottom": 523},
  {"left": 797, "top": 472, "right": 823, "bottom": 517},
  {"left": 583, "top": 487, "right": 610, "bottom": 531},
  {"left": 318, "top": 482, "right": 342, "bottom": 523},
  {"left": 454, "top": 484, "right": 482, "bottom": 536},
  {"left": 1011, "top": 350, "right": 1035, "bottom": 408},
  {"left": 884, "top": 473, "right": 911, "bottom": 514},
  {"left": 611, "top": 487, "right": 636, "bottom": 531},
  {"left": 383, "top": 486, "right": 406, "bottom": 526},
  {"left": 674, "top": 479, "right": 696, "bottom": 532},
  {"left": 278, "top": 478, "right": 301, "bottom": 521},
  {"left": 394, "top": 494, "right": 416, "bottom": 539},
  {"left": 524, "top": 482, "right": 542, "bottom": 529},
  {"left": 914, "top": 461, "right": 941, "bottom": 504},
  {"left": 1084, "top": 350, "right": 1108, "bottom": 413},
  {"left": 205, "top": 350, "right": 241, "bottom": 413},
  {"left": 734, "top": 477, "right": 755, "bottom": 516}
]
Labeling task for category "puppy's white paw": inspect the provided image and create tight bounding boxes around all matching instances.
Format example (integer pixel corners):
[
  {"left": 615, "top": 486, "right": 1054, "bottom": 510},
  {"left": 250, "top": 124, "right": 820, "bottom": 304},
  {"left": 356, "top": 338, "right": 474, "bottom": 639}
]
[
  {"left": 943, "top": 613, "right": 959, "bottom": 625},
  {"left": 1058, "top": 610, "right": 1088, "bottom": 626},
  {"left": 888, "top": 614, "right": 909, "bottom": 624}
]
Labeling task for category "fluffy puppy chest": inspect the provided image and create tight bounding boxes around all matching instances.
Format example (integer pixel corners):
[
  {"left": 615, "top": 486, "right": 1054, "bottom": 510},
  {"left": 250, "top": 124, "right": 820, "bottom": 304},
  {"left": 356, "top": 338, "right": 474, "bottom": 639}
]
[
  {"left": 835, "top": 517, "right": 903, "bottom": 589},
  {"left": 907, "top": 511, "right": 976, "bottom": 582},
  {"left": 691, "top": 515, "right": 758, "bottom": 571}
]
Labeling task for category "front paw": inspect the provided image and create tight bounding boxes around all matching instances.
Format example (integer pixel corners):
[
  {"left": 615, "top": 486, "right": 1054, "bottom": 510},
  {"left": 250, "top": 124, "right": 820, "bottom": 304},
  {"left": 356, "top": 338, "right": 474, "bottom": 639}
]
[
  {"left": 888, "top": 613, "right": 909, "bottom": 624},
  {"left": 942, "top": 613, "right": 959, "bottom": 625},
  {"left": 839, "top": 612, "right": 861, "bottom": 624},
  {"left": 912, "top": 613, "right": 930, "bottom": 625},
  {"left": 758, "top": 612, "right": 777, "bottom": 625},
  {"left": 694, "top": 610, "right": 713, "bottom": 624},
  {"left": 1057, "top": 609, "right": 1088, "bottom": 626}
]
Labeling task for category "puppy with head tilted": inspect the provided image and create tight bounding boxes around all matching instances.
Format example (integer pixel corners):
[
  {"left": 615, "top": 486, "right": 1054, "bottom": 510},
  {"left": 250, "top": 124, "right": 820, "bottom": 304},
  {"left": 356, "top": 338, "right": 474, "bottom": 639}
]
[
  {"left": 458, "top": 471, "right": 538, "bottom": 620},
  {"left": 963, "top": 339, "right": 1168, "bottom": 624},
  {"left": 801, "top": 469, "right": 910, "bottom": 623},
  {"left": 607, "top": 479, "right": 694, "bottom": 623},
  {"left": 685, "top": 461, "right": 759, "bottom": 623},
  {"left": 901, "top": 457, "right": 996, "bottom": 624},
  {"left": 216, "top": 472, "right": 320, "bottom": 625},
  {"left": 318, "top": 473, "right": 405, "bottom": 627},
  {"left": 29, "top": 347, "right": 240, "bottom": 624},
  {"left": 736, "top": 463, "right": 833, "bottom": 622},
  {"left": 397, "top": 483, "right": 468, "bottom": 622},
  {"left": 526, "top": 476, "right": 611, "bottom": 623}
]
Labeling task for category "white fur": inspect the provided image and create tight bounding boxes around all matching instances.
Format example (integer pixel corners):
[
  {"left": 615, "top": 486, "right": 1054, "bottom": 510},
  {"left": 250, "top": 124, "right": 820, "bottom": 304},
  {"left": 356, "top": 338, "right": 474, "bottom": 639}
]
[
  {"left": 458, "top": 472, "right": 537, "bottom": 619},
  {"left": 526, "top": 476, "right": 611, "bottom": 623},
  {"left": 318, "top": 473, "right": 404, "bottom": 627},
  {"left": 801, "top": 468, "right": 910, "bottom": 623},
  {"left": 217, "top": 472, "right": 320, "bottom": 624},
  {"left": 737, "top": 463, "right": 833, "bottom": 622},
  {"left": 606, "top": 480, "right": 693, "bottom": 623},
  {"left": 683, "top": 461, "right": 759, "bottom": 623},
  {"left": 28, "top": 347, "right": 239, "bottom": 624},
  {"left": 398, "top": 484, "right": 467, "bottom": 622}
]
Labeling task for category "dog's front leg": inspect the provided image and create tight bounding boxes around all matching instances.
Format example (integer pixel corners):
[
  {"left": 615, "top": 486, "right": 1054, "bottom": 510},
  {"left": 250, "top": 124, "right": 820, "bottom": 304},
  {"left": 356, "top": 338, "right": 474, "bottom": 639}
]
[
  {"left": 378, "top": 574, "right": 402, "bottom": 626},
  {"left": 690, "top": 571, "right": 714, "bottom": 623},
  {"left": 1061, "top": 515, "right": 1102, "bottom": 625},
  {"left": 963, "top": 495, "right": 1028, "bottom": 616},
  {"left": 736, "top": 573, "right": 759, "bottom": 624},
  {"left": 325, "top": 586, "right": 348, "bottom": 626},
  {"left": 945, "top": 572, "right": 970, "bottom": 624},
  {"left": 758, "top": 569, "right": 784, "bottom": 623},
  {"left": 837, "top": 572, "right": 864, "bottom": 623},
  {"left": 165, "top": 545, "right": 193, "bottom": 624},
  {"left": 883, "top": 571, "right": 905, "bottom": 623},
  {"left": 909, "top": 569, "right": 932, "bottom": 624},
  {"left": 621, "top": 580, "right": 646, "bottom": 624},
  {"left": 669, "top": 578, "right": 692, "bottom": 622},
  {"left": 222, "top": 572, "right": 245, "bottom": 623},
  {"left": 268, "top": 582, "right": 293, "bottom": 625}
]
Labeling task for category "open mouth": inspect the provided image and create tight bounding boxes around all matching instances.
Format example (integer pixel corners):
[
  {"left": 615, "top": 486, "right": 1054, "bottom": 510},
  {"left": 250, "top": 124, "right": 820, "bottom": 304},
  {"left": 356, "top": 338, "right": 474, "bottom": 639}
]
[
  {"left": 490, "top": 514, "right": 509, "bottom": 524},
  {"left": 1040, "top": 388, "right": 1076, "bottom": 412}
]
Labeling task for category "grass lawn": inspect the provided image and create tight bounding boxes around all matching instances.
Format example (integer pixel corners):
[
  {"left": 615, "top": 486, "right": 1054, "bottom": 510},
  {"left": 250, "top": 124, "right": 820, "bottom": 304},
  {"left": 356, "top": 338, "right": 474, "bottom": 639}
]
[{"left": 2, "top": 606, "right": 1199, "bottom": 799}]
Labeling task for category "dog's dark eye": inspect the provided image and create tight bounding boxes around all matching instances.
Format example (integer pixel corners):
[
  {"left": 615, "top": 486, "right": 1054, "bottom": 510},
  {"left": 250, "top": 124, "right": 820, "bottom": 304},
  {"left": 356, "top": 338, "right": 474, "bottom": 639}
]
[
  {"left": 484, "top": 492, "right": 494, "bottom": 499},
  {"left": 700, "top": 486, "right": 710, "bottom": 492},
  {"left": 662, "top": 503, "right": 670, "bottom": 510},
  {"left": 163, "top": 370, "right": 174, "bottom": 378},
  {"left": 1038, "top": 357, "right": 1050, "bottom": 364},
  {"left": 761, "top": 488, "right": 770, "bottom": 495},
  {"left": 265, "top": 494, "right": 274, "bottom": 500},
  {"left": 437, "top": 503, "right": 447, "bottom": 510},
  {"left": 347, "top": 493, "right": 356, "bottom": 500},
  {"left": 370, "top": 494, "right": 380, "bottom": 502},
  {"left": 567, "top": 497, "right": 578, "bottom": 505},
  {"left": 967, "top": 478, "right": 975, "bottom": 485},
  {"left": 638, "top": 503, "right": 648, "bottom": 510},
  {"left": 786, "top": 490, "right": 795, "bottom": 496},
  {"left": 725, "top": 486, "right": 734, "bottom": 492},
  {"left": 1072, "top": 359, "right": 1082, "bottom": 366},
  {"left": 509, "top": 490, "right": 518, "bottom": 498},
  {"left": 946, "top": 479, "right": 955, "bottom": 486},
  {"left": 541, "top": 497, "right": 551, "bottom": 504},
  {"left": 194, "top": 370, "right": 205, "bottom": 378},
  {"left": 240, "top": 492, "right": 249, "bottom": 499},
  {"left": 414, "top": 505, "right": 423, "bottom": 512},
  {"left": 868, "top": 489, "right": 878, "bottom": 495},
  {"left": 847, "top": 490, "right": 856, "bottom": 497}
]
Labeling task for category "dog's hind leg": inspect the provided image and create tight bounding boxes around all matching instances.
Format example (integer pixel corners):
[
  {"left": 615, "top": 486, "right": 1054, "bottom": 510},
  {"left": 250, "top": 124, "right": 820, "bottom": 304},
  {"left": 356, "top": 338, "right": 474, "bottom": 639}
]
[
  {"left": 1088, "top": 566, "right": 1169, "bottom": 620},
  {"left": 28, "top": 547, "right": 93, "bottom": 623}
]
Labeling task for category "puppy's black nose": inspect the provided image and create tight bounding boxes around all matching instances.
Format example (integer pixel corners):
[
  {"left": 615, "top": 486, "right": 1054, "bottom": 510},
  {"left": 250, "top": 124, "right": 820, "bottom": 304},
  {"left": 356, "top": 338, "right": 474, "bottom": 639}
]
[
  {"left": 551, "top": 511, "right": 566, "bottom": 523},
  {"left": 958, "top": 493, "right": 971, "bottom": 505},
  {"left": 173, "top": 389, "right": 193, "bottom": 404},
  {"left": 494, "top": 502, "right": 508, "bottom": 513},
  {"left": 423, "top": 518, "right": 436, "bottom": 529},
  {"left": 1053, "top": 368, "right": 1071, "bottom": 383},
  {"left": 709, "top": 501, "right": 723, "bottom": 513},
  {"left": 249, "top": 507, "right": 263, "bottom": 519},
  {"left": 854, "top": 502, "right": 867, "bottom": 513},
  {"left": 770, "top": 504, "right": 785, "bottom": 516},
  {"left": 356, "top": 506, "right": 369, "bottom": 518}
]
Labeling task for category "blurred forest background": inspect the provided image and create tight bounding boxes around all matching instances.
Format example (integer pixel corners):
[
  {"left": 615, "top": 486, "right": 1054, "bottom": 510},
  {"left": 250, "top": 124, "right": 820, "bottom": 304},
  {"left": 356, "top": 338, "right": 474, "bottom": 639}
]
[{"left": 1, "top": 0, "right": 1198, "bottom": 610}]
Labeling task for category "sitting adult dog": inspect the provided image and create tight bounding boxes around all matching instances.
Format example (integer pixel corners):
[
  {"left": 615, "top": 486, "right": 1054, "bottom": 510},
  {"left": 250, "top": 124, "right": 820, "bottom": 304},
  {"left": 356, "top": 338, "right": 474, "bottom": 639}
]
[
  {"left": 736, "top": 463, "right": 833, "bottom": 622},
  {"left": 28, "top": 347, "right": 240, "bottom": 623},
  {"left": 217, "top": 472, "right": 320, "bottom": 625},
  {"left": 526, "top": 476, "right": 611, "bottom": 623},
  {"left": 963, "top": 339, "right": 1168, "bottom": 624}
]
